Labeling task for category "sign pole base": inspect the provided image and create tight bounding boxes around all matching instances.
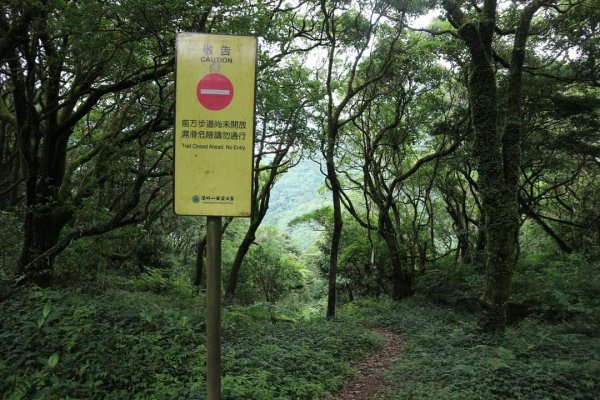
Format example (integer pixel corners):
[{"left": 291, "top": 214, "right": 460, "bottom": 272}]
[{"left": 206, "top": 216, "right": 222, "bottom": 400}]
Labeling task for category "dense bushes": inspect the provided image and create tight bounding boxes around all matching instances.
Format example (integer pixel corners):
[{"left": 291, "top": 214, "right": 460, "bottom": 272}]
[
  {"left": 232, "top": 235, "right": 306, "bottom": 305},
  {"left": 511, "top": 253, "right": 600, "bottom": 322},
  {"left": 221, "top": 306, "right": 380, "bottom": 399},
  {"left": 412, "top": 262, "right": 484, "bottom": 311},
  {"left": 1, "top": 250, "right": 598, "bottom": 399},
  {"left": 1, "top": 220, "right": 598, "bottom": 399},
  {"left": 0, "top": 209, "right": 22, "bottom": 279},
  {"left": 348, "top": 251, "right": 600, "bottom": 399}
]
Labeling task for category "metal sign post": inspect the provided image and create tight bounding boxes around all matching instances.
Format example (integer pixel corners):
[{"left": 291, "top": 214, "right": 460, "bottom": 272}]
[{"left": 174, "top": 33, "right": 257, "bottom": 400}]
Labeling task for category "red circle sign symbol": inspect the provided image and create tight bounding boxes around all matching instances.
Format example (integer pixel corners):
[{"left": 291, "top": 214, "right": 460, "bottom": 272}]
[{"left": 196, "top": 73, "right": 234, "bottom": 111}]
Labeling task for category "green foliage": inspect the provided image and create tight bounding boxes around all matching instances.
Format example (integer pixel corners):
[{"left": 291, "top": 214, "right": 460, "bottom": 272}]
[
  {"left": 243, "top": 237, "right": 304, "bottom": 304},
  {"left": 518, "top": 80, "right": 600, "bottom": 255},
  {"left": 335, "top": 9, "right": 371, "bottom": 49},
  {"left": 0, "top": 282, "right": 380, "bottom": 399},
  {"left": 337, "top": 219, "right": 390, "bottom": 299},
  {"left": 127, "top": 268, "right": 194, "bottom": 301},
  {"left": 264, "top": 159, "right": 330, "bottom": 250},
  {"left": 511, "top": 253, "right": 600, "bottom": 322},
  {"left": 345, "top": 297, "right": 600, "bottom": 400},
  {"left": 291, "top": 206, "right": 393, "bottom": 300},
  {"left": 2, "top": 0, "right": 599, "bottom": 398},
  {"left": 0, "top": 287, "right": 204, "bottom": 400},
  {"left": 345, "top": 251, "right": 600, "bottom": 399},
  {"left": 229, "top": 227, "right": 308, "bottom": 305},
  {"left": 415, "top": 253, "right": 600, "bottom": 323},
  {"left": 49, "top": 224, "right": 177, "bottom": 290},
  {"left": 0, "top": 209, "right": 22, "bottom": 278},
  {"left": 413, "top": 262, "right": 485, "bottom": 311},
  {"left": 221, "top": 305, "right": 381, "bottom": 399}
]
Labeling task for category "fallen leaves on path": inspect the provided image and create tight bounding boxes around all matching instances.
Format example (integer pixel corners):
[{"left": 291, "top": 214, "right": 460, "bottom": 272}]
[{"left": 334, "top": 328, "right": 403, "bottom": 400}]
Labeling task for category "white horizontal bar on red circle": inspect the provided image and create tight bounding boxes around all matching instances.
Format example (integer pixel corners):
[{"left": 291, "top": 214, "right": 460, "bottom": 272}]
[{"left": 200, "top": 89, "right": 231, "bottom": 95}]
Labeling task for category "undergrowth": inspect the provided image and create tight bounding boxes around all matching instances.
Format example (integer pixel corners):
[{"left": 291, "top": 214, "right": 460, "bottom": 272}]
[
  {"left": 2, "top": 254, "right": 598, "bottom": 399},
  {"left": 414, "top": 253, "right": 600, "bottom": 323},
  {"left": 0, "top": 277, "right": 380, "bottom": 400},
  {"left": 343, "top": 253, "right": 600, "bottom": 400}
]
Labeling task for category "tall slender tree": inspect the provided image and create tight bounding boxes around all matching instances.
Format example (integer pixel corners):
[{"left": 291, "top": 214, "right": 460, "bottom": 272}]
[
  {"left": 317, "top": 0, "right": 405, "bottom": 318},
  {"left": 225, "top": 62, "right": 317, "bottom": 298}
]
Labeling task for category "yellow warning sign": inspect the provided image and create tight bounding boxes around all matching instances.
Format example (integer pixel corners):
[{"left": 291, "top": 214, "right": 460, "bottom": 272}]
[{"left": 174, "top": 33, "right": 257, "bottom": 216}]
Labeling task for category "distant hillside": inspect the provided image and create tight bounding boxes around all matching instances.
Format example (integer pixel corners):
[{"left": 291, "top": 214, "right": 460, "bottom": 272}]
[{"left": 263, "top": 158, "right": 330, "bottom": 251}]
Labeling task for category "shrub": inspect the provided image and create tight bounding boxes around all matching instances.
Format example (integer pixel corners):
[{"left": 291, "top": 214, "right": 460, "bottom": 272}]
[
  {"left": 511, "top": 253, "right": 600, "bottom": 322},
  {"left": 0, "top": 286, "right": 381, "bottom": 399},
  {"left": 0, "top": 287, "right": 206, "bottom": 400},
  {"left": 0, "top": 208, "right": 23, "bottom": 279},
  {"left": 413, "top": 262, "right": 485, "bottom": 311}
]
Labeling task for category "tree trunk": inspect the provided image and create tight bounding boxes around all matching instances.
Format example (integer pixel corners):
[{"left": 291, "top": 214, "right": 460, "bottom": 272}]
[
  {"left": 455, "top": 16, "right": 514, "bottom": 332},
  {"left": 474, "top": 218, "right": 487, "bottom": 270},
  {"left": 418, "top": 240, "right": 428, "bottom": 271},
  {"left": 379, "top": 214, "right": 413, "bottom": 300},
  {"left": 477, "top": 193, "right": 518, "bottom": 332},
  {"left": 19, "top": 203, "right": 72, "bottom": 286},
  {"left": 18, "top": 131, "right": 72, "bottom": 285},
  {"left": 476, "top": 1, "right": 543, "bottom": 333},
  {"left": 193, "top": 235, "right": 207, "bottom": 287},
  {"left": 458, "top": 231, "right": 472, "bottom": 264},
  {"left": 225, "top": 228, "right": 256, "bottom": 298},
  {"left": 469, "top": 62, "right": 516, "bottom": 332},
  {"left": 326, "top": 157, "right": 342, "bottom": 319}
]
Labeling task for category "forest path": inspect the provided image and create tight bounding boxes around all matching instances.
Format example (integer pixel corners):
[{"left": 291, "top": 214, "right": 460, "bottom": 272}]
[{"left": 334, "top": 328, "right": 403, "bottom": 400}]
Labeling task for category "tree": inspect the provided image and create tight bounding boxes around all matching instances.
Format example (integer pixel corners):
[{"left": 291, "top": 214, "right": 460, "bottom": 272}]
[
  {"left": 1, "top": 0, "right": 310, "bottom": 286},
  {"left": 290, "top": 206, "right": 389, "bottom": 299},
  {"left": 0, "top": 0, "right": 216, "bottom": 285},
  {"left": 438, "top": 167, "right": 477, "bottom": 265},
  {"left": 335, "top": 29, "right": 466, "bottom": 298},
  {"left": 317, "top": 0, "right": 404, "bottom": 318},
  {"left": 435, "top": 0, "right": 593, "bottom": 332},
  {"left": 517, "top": 77, "right": 600, "bottom": 254},
  {"left": 225, "top": 62, "right": 318, "bottom": 298},
  {"left": 245, "top": 231, "right": 304, "bottom": 304}
]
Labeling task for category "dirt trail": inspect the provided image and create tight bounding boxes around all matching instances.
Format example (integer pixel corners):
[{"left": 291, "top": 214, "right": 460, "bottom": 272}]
[{"left": 334, "top": 328, "right": 403, "bottom": 400}]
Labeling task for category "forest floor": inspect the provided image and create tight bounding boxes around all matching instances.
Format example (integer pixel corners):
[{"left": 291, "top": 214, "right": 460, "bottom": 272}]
[{"left": 334, "top": 328, "right": 403, "bottom": 400}]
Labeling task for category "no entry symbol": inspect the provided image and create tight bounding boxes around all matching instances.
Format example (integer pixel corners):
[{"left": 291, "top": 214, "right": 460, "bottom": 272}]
[{"left": 196, "top": 73, "right": 234, "bottom": 111}]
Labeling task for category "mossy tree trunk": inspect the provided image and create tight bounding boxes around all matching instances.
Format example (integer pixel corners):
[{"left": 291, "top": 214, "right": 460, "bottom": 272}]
[
  {"left": 325, "top": 152, "right": 343, "bottom": 319},
  {"left": 442, "top": 0, "right": 545, "bottom": 332},
  {"left": 194, "top": 235, "right": 207, "bottom": 287}
]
